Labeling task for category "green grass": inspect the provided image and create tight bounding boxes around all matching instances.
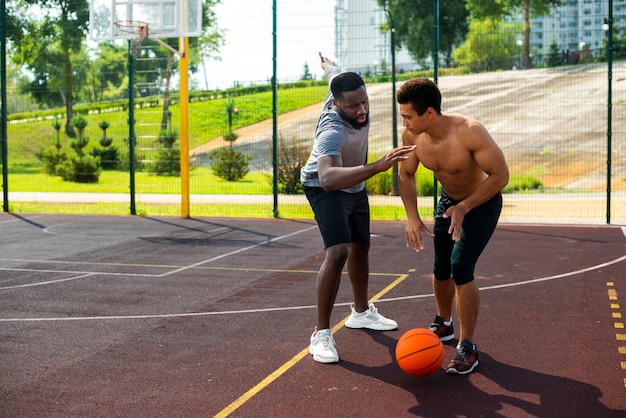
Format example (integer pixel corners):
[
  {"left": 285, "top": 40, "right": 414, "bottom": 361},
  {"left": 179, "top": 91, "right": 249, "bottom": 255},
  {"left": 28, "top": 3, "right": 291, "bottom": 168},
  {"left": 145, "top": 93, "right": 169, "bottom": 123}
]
[
  {"left": 8, "top": 168, "right": 273, "bottom": 194},
  {"left": 8, "top": 200, "right": 433, "bottom": 221},
  {"left": 4, "top": 81, "right": 443, "bottom": 220},
  {"left": 7, "top": 85, "right": 329, "bottom": 167}
]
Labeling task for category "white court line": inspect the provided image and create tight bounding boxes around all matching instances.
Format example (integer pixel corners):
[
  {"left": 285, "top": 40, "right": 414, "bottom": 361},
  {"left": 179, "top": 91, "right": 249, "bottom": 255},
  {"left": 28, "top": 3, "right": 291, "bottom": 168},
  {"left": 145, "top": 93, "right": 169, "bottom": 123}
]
[
  {"left": 380, "top": 253, "right": 626, "bottom": 302},
  {"left": 0, "top": 225, "right": 319, "bottom": 290},
  {"left": 158, "top": 225, "right": 318, "bottom": 277},
  {"left": 2, "top": 253, "right": 625, "bottom": 323},
  {"left": 0, "top": 272, "right": 97, "bottom": 290}
]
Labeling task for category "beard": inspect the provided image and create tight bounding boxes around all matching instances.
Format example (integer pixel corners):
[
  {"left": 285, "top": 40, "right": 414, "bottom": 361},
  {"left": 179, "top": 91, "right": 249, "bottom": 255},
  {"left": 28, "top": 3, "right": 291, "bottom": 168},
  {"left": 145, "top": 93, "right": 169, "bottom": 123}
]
[{"left": 337, "top": 108, "right": 369, "bottom": 130}]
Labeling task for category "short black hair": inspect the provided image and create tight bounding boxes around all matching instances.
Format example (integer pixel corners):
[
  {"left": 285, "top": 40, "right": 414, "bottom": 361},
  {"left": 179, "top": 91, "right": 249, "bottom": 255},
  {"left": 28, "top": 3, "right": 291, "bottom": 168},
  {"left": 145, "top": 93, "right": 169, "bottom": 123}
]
[
  {"left": 330, "top": 72, "right": 365, "bottom": 100},
  {"left": 396, "top": 77, "right": 442, "bottom": 115}
]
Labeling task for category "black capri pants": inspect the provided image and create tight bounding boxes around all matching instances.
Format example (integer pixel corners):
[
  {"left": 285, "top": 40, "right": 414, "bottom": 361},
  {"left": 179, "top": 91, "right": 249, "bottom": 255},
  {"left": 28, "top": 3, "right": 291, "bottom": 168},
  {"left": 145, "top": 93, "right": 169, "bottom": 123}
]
[{"left": 433, "top": 190, "right": 502, "bottom": 285}]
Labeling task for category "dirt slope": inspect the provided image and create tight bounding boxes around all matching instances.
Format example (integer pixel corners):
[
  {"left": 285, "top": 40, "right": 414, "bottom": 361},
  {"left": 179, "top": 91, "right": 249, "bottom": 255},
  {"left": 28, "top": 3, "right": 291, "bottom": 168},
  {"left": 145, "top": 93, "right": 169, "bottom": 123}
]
[{"left": 192, "top": 63, "right": 626, "bottom": 190}]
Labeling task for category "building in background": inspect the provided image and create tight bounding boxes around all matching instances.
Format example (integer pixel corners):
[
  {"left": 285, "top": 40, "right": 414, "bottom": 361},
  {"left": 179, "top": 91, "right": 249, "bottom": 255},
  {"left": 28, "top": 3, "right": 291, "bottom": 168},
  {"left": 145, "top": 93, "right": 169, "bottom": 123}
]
[
  {"left": 528, "top": 0, "right": 626, "bottom": 62},
  {"left": 334, "top": 0, "right": 419, "bottom": 75},
  {"left": 333, "top": 0, "right": 624, "bottom": 72}
]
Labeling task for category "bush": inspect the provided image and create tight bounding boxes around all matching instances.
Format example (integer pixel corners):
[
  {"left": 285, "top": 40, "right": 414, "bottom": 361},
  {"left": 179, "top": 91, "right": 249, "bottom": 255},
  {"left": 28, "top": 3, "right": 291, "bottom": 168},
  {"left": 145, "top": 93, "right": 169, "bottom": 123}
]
[
  {"left": 41, "top": 148, "right": 68, "bottom": 175},
  {"left": 272, "top": 136, "right": 310, "bottom": 194},
  {"left": 416, "top": 168, "right": 436, "bottom": 196},
  {"left": 365, "top": 157, "right": 435, "bottom": 196},
  {"left": 91, "top": 147, "right": 119, "bottom": 170},
  {"left": 57, "top": 156, "right": 100, "bottom": 183},
  {"left": 208, "top": 147, "right": 251, "bottom": 181},
  {"left": 503, "top": 175, "right": 543, "bottom": 193},
  {"left": 365, "top": 169, "right": 393, "bottom": 195},
  {"left": 151, "top": 148, "right": 181, "bottom": 175}
]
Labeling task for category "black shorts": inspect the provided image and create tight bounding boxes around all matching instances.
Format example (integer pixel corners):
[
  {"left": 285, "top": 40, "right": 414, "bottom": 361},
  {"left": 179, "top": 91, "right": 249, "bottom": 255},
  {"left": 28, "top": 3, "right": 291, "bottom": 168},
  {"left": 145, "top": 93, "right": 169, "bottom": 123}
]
[
  {"left": 433, "top": 191, "right": 502, "bottom": 285},
  {"left": 304, "top": 187, "right": 370, "bottom": 249}
]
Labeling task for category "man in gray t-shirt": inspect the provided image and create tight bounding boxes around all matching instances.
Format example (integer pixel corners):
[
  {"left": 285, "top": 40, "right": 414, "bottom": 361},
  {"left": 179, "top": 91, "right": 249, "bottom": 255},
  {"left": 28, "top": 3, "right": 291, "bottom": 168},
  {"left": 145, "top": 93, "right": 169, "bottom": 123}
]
[{"left": 302, "top": 54, "right": 415, "bottom": 364}]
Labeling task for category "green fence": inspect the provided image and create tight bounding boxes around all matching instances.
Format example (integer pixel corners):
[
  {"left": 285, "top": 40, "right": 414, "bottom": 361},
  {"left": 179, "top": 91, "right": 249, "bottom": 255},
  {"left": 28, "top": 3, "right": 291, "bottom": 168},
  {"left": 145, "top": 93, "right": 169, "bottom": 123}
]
[{"left": 1, "top": 0, "right": 625, "bottom": 224}]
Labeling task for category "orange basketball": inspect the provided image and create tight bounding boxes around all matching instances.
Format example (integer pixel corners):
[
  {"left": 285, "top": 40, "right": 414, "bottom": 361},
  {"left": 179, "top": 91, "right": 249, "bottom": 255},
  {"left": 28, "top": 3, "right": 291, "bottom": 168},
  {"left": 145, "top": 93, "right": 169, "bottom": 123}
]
[{"left": 395, "top": 328, "right": 444, "bottom": 377}]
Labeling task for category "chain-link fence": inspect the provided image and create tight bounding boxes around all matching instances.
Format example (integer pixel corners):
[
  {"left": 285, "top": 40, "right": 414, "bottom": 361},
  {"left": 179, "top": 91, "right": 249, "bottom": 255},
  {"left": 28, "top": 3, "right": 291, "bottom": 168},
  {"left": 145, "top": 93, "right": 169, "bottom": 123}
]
[{"left": 1, "top": 0, "right": 625, "bottom": 224}]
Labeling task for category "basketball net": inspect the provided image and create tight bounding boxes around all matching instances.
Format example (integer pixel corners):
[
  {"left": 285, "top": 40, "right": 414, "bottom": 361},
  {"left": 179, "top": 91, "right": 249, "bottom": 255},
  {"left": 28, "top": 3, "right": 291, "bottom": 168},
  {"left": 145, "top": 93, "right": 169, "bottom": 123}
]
[{"left": 113, "top": 20, "right": 149, "bottom": 56}]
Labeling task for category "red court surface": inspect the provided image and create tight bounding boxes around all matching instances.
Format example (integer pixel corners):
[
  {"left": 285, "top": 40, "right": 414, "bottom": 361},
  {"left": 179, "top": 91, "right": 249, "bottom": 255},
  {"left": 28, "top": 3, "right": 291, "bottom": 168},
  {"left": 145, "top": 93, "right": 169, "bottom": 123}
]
[{"left": 1, "top": 213, "right": 625, "bottom": 417}]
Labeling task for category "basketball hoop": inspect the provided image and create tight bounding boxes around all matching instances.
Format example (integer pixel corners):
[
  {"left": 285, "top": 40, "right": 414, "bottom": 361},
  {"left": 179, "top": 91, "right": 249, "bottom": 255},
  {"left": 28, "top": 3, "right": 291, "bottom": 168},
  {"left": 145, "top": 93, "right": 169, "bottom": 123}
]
[{"left": 114, "top": 20, "right": 149, "bottom": 56}]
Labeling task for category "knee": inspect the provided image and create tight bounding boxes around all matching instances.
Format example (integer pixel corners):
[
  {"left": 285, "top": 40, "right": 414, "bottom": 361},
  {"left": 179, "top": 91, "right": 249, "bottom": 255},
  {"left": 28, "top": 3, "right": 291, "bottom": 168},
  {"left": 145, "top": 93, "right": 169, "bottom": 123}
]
[
  {"left": 350, "top": 240, "right": 370, "bottom": 257},
  {"left": 451, "top": 263, "right": 475, "bottom": 286},
  {"left": 326, "top": 243, "right": 349, "bottom": 267}
]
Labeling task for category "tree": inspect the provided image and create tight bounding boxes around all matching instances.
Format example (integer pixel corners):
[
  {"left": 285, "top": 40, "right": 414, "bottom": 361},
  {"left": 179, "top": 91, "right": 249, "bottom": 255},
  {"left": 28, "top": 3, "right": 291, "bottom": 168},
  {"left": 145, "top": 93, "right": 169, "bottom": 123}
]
[
  {"left": 84, "top": 43, "right": 127, "bottom": 102},
  {"left": 132, "top": 0, "right": 224, "bottom": 131},
  {"left": 377, "top": 0, "right": 469, "bottom": 68},
  {"left": 300, "top": 62, "right": 313, "bottom": 81},
  {"left": 466, "top": 0, "right": 563, "bottom": 69},
  {"left": 545, "top": 38, "right": 563, "bottom": 67},
  {"left": 11, "top": 0, "right": 90, "bottom": 136},
  {"left": 453, "top": 19, "right": 523, "bottom": 72}
]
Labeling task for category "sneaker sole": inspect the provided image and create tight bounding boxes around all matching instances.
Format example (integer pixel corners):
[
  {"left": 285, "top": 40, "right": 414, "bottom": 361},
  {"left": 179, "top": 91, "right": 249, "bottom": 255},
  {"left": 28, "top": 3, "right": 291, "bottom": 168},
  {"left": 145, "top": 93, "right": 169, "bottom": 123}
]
[
  {"left": 446, "top": 359, "right": 479, "bottom": 375},
  {"left": 439, "top": 334, "right": 455, "bottom": 342},
  {"left": 345, "top": 321, "right": 398, "bottom": 331},
  {"left": 312, "top": 353, "right": 339, "bottom": 363}
]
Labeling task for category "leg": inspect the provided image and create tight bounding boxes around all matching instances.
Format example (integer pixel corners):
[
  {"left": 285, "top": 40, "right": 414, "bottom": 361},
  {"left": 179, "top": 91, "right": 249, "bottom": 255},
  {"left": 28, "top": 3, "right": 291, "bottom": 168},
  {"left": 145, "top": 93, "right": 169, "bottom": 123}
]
[
  {"left": 455, "top": 280, "right": 480, "bottom": 343},
  {"left": 346, "top": 239, "right": 370, "bottom": 312},
  {"left": 316, "top": 243, "right": 349, "bottom": 330},
  {"left": 433, "top": 276, "right": 455, "bottom": 321}
]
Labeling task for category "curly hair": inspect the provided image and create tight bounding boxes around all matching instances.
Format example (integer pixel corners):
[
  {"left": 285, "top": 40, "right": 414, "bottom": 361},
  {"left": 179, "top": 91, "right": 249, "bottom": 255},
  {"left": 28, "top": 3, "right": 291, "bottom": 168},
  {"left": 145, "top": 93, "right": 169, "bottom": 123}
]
[{"left": 396, "top": 78, "right": 442, "bottom": 115}]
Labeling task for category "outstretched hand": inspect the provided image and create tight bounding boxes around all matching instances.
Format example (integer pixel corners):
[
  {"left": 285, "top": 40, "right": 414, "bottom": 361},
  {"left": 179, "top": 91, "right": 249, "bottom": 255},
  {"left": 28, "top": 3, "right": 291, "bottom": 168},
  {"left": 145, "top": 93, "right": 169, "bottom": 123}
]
[{"left": 377, "top": 145, "right": 416, "bottom": 172}]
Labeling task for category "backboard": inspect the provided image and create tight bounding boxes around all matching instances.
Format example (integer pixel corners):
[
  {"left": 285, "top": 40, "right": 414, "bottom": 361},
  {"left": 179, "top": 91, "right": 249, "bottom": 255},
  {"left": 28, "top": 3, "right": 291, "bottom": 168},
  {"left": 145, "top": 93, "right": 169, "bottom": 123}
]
[{"left": 89, "top": 0, "right": 202, "bottom": 41}]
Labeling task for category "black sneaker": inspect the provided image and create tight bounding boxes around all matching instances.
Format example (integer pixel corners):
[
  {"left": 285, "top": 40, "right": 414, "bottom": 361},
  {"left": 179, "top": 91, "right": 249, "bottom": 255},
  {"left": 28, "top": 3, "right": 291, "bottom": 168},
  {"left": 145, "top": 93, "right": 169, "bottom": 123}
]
[
  {"left": 428, "top": 315, "right": 455, "bottom": 342},
  {"left": 446, "top": 339, "right": 479, "bottom": 375}
]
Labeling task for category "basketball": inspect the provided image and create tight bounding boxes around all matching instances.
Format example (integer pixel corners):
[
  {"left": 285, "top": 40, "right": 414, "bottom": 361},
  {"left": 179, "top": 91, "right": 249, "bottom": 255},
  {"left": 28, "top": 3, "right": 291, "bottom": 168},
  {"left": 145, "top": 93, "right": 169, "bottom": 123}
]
[{"left": 395, "top": 328, "right": 444, "bottom": 377}]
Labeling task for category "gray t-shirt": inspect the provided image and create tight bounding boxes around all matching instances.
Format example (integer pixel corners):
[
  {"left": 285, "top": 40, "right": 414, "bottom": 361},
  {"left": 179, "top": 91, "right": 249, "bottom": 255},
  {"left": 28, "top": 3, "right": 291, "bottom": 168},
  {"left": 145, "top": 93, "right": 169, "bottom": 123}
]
[{"left": 300, "top": 65, "right": 369, "bottom": 193}]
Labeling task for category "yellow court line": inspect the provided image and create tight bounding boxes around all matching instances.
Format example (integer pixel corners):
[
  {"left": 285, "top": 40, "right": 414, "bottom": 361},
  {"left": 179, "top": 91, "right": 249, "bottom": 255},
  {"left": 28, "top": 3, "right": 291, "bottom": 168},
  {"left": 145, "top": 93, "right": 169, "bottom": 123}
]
[
  {"left": 214, "top": 273, "right": 410, "bottom": 418},
  {"left": 0, "top": 258, "right": 405, "bottom": 277}
]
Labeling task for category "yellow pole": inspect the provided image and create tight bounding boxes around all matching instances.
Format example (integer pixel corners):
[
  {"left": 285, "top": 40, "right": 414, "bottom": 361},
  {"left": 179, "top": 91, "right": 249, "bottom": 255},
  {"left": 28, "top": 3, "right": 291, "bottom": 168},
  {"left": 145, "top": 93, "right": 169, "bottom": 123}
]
[{"left": 179, "top": 37, "right": 190, "bottom": 218}]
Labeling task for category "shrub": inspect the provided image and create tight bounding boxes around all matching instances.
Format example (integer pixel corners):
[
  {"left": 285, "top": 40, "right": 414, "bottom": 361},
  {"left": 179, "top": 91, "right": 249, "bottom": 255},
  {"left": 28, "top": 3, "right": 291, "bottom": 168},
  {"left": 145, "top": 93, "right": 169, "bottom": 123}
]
[
  {"left": 503, "top": 175, "right": 543, "bottom": 192},
  {"left": 365, "top": 157, "right": 435, "bottom": 196},
  {"left": 41, "top": 148, "right": 68, "bottom": 175},
  {"left": 151, "top": 148, "right": 181, "bottom": 175},
  {"left": 365, "top": 169, "right": 393, "bottom": 195},
  {"left": 416, "top": 168, "right": 436, "bottom": 196},
  {"left": 57, "top": 155, "right": 100, "bottom": 183},
  {"left": 91, "top": 147, "right": 119, "bottom": 170},
  {"left": 272, "top": 136, "right": 310, "bottom": 194},
  {"left": 208, "top": 147, "right": 251, "bottom": 181}
]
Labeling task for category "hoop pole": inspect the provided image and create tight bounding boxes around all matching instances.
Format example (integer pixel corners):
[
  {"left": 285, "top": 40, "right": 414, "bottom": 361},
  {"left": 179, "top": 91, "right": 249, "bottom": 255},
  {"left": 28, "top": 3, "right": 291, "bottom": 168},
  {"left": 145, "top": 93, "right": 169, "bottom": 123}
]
[
  {"left": 179, "top": 36, "right": 190, "bottom": 218},
  {"left": 128, "top": 40, "right": 137, "bottom": 215},
  {"left": 1, "top": 0, "right": 8, "bottom": 212},
  {"left": 153, "top": 37, "right": 183, "bottom": 57}
]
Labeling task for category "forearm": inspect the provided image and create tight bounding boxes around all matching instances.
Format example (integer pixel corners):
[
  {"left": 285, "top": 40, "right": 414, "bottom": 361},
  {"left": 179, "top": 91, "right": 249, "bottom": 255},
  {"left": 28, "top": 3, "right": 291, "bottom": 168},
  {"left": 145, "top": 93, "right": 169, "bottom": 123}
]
[
  {"left": 398, "top": 171, "right": 421, "bottom": 222},
  {"left": 455, "top": 173, "right": 508, "bottom": 214},
  {"left": 319, "top": 162, "right": 381, "bottom": 191},
  {"left": 324, "top": 62, "right": 341, "bottom": 83}
]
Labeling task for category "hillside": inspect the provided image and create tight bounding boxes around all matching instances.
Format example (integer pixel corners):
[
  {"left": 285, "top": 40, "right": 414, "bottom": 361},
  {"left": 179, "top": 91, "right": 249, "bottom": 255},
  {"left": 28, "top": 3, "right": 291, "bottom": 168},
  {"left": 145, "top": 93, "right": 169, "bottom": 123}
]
[{"left": 193, "top": 62, "right": 626, "bottom": 191}]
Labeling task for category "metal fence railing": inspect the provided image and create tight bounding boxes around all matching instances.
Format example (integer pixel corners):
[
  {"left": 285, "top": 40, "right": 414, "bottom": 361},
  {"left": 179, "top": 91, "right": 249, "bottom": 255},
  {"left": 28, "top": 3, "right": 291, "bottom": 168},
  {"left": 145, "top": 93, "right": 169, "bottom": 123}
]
[{"left": 1, "top": 0, "right": 625, "bottom": 224}]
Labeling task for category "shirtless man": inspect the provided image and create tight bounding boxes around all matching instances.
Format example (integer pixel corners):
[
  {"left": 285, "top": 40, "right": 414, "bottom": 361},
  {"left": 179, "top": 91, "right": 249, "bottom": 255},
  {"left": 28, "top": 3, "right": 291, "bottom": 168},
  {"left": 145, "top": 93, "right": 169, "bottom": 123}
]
[{"left": 396, "top": 78, "right": 509, "bottom": 374}]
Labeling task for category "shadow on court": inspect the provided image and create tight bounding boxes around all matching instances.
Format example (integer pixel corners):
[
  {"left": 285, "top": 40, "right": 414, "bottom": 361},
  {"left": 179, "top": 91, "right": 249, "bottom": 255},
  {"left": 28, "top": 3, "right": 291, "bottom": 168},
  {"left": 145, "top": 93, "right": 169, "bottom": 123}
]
[{"left": 0, "top": 213, "right": 625, "bottom": 417}]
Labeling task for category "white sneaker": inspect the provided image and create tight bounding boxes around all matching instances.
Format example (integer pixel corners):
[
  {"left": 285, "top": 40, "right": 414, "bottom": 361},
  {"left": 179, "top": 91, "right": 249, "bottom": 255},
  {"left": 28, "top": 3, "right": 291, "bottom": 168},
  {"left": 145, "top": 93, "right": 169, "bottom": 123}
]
[
  {"left": 345, "top": 303, "right": 398, "bottom": 331},
  {"left": 309, "top": 328, "right": 339, "bottom": 363}
]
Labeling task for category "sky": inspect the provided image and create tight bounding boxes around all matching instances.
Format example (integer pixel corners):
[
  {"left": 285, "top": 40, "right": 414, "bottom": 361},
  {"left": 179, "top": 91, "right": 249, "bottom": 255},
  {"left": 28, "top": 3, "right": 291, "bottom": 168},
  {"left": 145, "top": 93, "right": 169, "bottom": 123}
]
[{"left": 196, "top": 0, "right": 336, "bottom": 90}]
